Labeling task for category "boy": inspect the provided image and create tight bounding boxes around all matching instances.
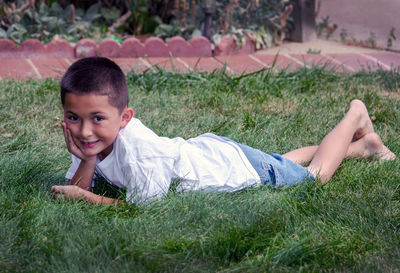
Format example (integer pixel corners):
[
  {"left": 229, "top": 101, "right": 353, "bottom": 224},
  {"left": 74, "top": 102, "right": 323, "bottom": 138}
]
[{"left": 52, "top": 57, "right": 396, "bottom": 205}]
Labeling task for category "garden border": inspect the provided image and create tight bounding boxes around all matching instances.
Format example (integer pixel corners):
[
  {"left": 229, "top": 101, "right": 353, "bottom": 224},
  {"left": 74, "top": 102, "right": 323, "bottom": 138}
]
[{"left": 0, "top": 35, "right": 256, "bottom": 59}]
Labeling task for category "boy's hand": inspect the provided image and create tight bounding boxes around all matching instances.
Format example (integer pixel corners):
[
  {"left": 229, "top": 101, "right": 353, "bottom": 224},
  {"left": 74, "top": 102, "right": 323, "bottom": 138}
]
[
  {"left": 52, "top": 185, "right": 86, "bottom": 201},
  {"left": 62, "top": 118, "right": 96, "bottom": 163},
  {"left": 52, "top": 185, "right": 122, "bottom": 205}
]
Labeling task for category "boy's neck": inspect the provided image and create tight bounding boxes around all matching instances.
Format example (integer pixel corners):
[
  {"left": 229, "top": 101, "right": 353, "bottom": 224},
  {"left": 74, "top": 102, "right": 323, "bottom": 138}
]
[{"left": 99, "top": 143, "right": 114, "bottom": 161}]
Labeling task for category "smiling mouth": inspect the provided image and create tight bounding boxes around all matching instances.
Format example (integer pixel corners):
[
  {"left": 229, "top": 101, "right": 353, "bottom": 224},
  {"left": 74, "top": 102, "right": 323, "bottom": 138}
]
[{"left": 80, "top": 140, "right": 100, "bottom": 148}]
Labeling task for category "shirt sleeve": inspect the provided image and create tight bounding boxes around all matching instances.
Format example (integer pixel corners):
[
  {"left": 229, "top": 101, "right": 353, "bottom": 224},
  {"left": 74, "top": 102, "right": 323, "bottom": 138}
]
[{"left": 65, "top": 155, "right": 81, "bottom": 180}]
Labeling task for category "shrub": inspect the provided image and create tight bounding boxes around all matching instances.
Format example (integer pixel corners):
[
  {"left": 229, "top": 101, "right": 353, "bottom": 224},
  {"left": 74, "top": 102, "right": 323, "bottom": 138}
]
[{"left": 0, "top": 0, "right": 293, "bottom": 48}]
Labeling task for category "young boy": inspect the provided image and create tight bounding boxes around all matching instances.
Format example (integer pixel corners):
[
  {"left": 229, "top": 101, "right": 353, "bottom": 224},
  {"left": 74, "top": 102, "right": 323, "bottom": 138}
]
[{"left": 52, "top": 57, "right": 396, "bottom": 205}]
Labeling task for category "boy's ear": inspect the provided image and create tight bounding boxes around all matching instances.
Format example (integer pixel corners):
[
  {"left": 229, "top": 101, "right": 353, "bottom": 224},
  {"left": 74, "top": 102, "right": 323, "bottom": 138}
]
[{"left": 120, "top": 107, "right": 134, "bottom": 128}]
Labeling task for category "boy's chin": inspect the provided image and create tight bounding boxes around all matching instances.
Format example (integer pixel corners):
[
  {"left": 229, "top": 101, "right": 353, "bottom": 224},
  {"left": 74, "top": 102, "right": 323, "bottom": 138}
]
[
  {"left": 80, "top": 148, "right": 101, "bottom": 158},
  {"left": 80, "top": 143, "right": 112, "bottom": 159}
]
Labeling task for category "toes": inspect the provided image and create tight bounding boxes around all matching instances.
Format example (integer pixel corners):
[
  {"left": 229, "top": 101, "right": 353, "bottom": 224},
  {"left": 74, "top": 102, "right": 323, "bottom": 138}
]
[{"left": 379, "top": 146, "right": 396, "bottom": 161}]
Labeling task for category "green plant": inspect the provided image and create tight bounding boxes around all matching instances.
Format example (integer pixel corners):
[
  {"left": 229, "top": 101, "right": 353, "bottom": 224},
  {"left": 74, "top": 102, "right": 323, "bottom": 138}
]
[
  {"left": 387, "top": 27, "right": 396, "bottom": 49},
  {"left": 316, "top": 16, "right": 337, "bottom": 39},
  {"left": 212, "top": 0, "right": 293, "bottom": 47},
  {"left": 307, "top": 48, "right": 321, "bottom": 54},
  {"left": 367, "top": 32, "right": 377, "bottom": 48},
  {"left": 340, "top": 28, "right": 348, "bottom": 42},
  {"left": 0, "top": 1, "right": 121, "bottom": 44},
  {"left": 0, "top": 0, "right": 294, "bottom": 49}
]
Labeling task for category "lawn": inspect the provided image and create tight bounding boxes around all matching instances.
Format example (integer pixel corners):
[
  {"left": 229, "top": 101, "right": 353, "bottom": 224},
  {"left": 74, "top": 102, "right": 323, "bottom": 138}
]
[{"left": 1, "top": 67, "right": 400, "bottom": 272}]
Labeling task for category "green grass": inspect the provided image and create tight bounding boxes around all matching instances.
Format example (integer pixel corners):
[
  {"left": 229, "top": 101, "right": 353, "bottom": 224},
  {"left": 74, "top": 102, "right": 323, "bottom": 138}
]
[{"left": 1, "top": 67, "right": 400, "bottom": 272}]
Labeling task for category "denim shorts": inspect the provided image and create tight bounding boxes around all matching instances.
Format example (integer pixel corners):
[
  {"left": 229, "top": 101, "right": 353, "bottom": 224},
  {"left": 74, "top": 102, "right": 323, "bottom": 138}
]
[{"left": 224, "top": 137, "right": 315, "bottom": 187}]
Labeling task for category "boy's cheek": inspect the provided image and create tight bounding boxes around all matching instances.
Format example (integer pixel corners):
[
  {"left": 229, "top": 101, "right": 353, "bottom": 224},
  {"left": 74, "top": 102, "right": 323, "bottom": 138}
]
[{"left": 64, "top": 119, "right": 76, "bottom": 130}]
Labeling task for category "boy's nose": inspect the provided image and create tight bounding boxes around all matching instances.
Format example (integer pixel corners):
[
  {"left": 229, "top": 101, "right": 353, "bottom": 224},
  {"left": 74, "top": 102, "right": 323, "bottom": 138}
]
[{"left": 80, "top": 122, "right": 93, "bottom": 138}]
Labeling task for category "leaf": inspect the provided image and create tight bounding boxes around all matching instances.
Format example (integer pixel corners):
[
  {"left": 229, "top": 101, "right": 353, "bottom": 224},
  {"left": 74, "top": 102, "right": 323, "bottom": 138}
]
[
  {"left": 7, "top": 23, "right": 27, "bottom": 36},
  {"left": 75, "top": 8, "right": 84, "bottom": 18},
  {"left": 41, "top": 16, "right": 58, "bottom": 25},
  {"left": 7, "top": 23, "right": 27, "bottom": 44},
  {"left": 265, "top": 33, "right": 272, "bottom": 48},
  {"left": 50, "top": 2, "right": 63, "bottom": 15},
  {"left": 212, "top": 34, "right": 221, "bottom": 44},
  {"left": 100, "top": 7, "right": 120, "bottom": 22},
  {"left": 191, "top": 29, "right": 202, "bottom": 38},
  {"left": 67, "top": 25, "right": 77, "bottom": 34},
  {"left": 389, "top": 27, "right": 396, "bottom": 40},
  {"left": 0, "top": 28, "right": 7, "bottom": 38},
  {"left": 84, "top": 3, "right": 102, "bottom": 22},
  {"left": 154, "top": 23, "right": 174, "bottom": 37}
]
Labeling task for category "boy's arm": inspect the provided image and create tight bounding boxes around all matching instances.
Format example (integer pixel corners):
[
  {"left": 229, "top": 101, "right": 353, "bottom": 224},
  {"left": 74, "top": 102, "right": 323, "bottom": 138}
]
[
  {"left": 56, "top": 120, "right": 124, "bottom": 205},
  {"left": 52, "top": 185, "right": 122, "bottom": 205},
  {"left": 68, "top": 158, "right": 96, "bottom": 190},
  {"left": 62, "top": 118, "right": 97, "bottom": 190}
]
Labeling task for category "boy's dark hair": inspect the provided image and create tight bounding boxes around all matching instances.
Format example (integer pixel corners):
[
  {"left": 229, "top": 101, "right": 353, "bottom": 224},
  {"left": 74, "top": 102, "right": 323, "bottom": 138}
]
[{"left": 61, "top": 57, "right": 129, "bottom": 113}]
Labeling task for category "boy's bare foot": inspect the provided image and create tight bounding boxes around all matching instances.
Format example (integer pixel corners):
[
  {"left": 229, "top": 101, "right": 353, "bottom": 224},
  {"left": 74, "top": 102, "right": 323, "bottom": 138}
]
[
  {"left": 349, "top": 100, "right": 375, "bottom": 141},
  {"left": 359, "top": 132, "right": 396, "bottom": 160}
]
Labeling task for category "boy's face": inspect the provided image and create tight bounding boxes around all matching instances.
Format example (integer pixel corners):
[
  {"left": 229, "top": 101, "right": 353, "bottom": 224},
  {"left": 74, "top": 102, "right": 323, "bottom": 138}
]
[{"left": 63, "top": 93, "right": 132, "bottom": 159}]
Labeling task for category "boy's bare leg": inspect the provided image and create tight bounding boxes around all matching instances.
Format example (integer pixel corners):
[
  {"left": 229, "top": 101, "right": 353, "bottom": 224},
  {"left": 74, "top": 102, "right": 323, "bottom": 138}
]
[
  {"left": 305, "top": 100, "right": 392, "bottom": 183},
  {"left": 283, "top": 133, "right": 395, "bottom": 165},
  {"left": 282, "top": 146, "right": 318, "bottom": 165},
  {"left": 345, "top": 132, "right": 395, "bottom": 160}
]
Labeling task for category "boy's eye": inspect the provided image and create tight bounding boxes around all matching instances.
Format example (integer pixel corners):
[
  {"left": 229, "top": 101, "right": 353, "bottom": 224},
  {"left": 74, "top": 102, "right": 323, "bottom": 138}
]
[
  {"left": 94, "top": 116, "right": 104, "bottom": 122},
  {"left": 67, "top": 115, "right": 78, "bottom": 121}
]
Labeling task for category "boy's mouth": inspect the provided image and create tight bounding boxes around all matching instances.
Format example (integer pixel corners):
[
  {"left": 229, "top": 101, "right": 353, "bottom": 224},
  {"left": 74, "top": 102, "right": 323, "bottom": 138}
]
[{"left": 81, "top": 140, "right": 100, "bottom": 148}]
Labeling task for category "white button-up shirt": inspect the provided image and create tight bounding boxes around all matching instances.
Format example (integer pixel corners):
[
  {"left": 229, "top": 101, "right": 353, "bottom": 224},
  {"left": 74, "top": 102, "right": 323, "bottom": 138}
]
[{"left": 66, "top": 118, "right": 260, "bottom": 203}]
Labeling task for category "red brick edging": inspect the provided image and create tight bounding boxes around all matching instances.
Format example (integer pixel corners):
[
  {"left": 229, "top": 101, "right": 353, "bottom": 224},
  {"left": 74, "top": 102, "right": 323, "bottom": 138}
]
[
  {"left": 0, "top": 36, "right": 214, "bottom": 59},
  {"left": 1, "top": 37, "right": 399, "bottom": 79},
  {"left": 0, "top": 35, "right": 256, "bottom": 59},
  {"left": 1, "top": 51, "right": 399, "bottom": 80}
]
